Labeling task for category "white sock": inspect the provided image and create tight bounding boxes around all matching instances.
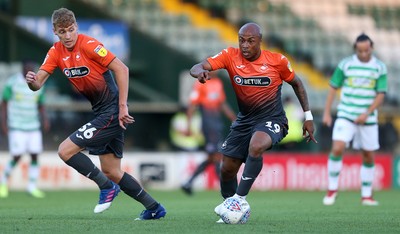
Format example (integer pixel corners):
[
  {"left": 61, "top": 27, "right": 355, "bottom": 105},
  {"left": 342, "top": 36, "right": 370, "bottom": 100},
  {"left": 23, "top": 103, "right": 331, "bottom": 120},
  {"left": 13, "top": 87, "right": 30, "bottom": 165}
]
[
  {"left": 27, "top": 164, "right": 39, "bottom": 192},
  {"left": 360, "top": 163, "right": 375, "bottom": 198},
  {"left": 233, "top": 193, "right": 246, "bottom": 200},
  {"left": 0, "top": 161, "right": 15, "bottom": 185},
  {"left": 327, "top": 154, "right": 342, "bottom": 191}
]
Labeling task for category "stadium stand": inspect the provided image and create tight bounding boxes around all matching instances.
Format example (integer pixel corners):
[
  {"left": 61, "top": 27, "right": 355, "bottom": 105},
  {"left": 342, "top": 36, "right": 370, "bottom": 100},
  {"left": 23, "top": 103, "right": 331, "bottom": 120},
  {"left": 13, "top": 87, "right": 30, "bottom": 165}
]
[
  {"left": 191, "top": 0, "right": 400, "bottom": 106},
  {"left": 82, "top": 0, "right": 331, "bottom": 109}
]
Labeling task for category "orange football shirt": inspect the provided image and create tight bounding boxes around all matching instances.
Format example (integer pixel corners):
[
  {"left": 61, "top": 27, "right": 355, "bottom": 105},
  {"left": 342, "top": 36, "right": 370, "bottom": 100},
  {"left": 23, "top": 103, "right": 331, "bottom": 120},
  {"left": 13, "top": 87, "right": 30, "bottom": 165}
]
[
  {"left": 207, "top": 47, "right": 295, "bottom": 117},
  {"left": 40, "top": 34, "right": 116, "bottom": 105}
]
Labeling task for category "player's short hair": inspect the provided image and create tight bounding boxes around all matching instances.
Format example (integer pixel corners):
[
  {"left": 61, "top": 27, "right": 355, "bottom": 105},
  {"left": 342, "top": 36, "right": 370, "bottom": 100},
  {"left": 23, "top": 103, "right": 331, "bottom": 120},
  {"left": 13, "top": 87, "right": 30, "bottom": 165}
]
[
  {"left": 353, "top": 33, "right": 374, "bottom": 49},
  {"left": 52, "top": 8, "right": 76, "bottom": 28}
]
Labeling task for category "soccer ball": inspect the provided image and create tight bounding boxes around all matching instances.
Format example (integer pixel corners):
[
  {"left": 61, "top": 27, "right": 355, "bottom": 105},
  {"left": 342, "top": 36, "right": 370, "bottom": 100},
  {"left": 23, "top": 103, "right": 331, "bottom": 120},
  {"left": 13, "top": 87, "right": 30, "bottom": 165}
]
[{"left": 219, "top": 197, "right": 251, "bottom": 224}]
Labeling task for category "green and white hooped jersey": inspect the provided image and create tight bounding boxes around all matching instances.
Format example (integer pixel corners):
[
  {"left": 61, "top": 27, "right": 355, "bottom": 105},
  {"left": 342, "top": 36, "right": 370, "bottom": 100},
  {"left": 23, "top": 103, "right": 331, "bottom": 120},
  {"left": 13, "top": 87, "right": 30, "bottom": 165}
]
[
  {"left": 330, "top": 54, "right": 387, "bottom": 125},
  {"left": 1, "top": 73, "right": 45, "bottom": 131}
]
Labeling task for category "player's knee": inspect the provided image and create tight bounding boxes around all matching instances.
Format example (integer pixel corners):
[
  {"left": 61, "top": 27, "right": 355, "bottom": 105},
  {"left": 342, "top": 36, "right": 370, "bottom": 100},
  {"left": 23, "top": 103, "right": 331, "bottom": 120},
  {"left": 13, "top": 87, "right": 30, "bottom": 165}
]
[
  {"left": 362, "top": 151, "right": 375, "bottom": 164},
  {"left": 248, "top": 142, "right": 267, "bottom": 156},
  {"left": 331, "top": 147, "right": 344, "bottom": 156},
  {"left": 13, "top": 156, "right": 22, "bottom": 163},
  {"left": 57, "top": 149, "right": 67, "bottom": 161},
  {"left": 102, "top": 169, "right": 123, "bottom": 182},
  {"left": 220, "top": 165, "right": 237, "bottom": 180},
  {"left": 57, "top": 145, "right": 73, "bottom": 161}
]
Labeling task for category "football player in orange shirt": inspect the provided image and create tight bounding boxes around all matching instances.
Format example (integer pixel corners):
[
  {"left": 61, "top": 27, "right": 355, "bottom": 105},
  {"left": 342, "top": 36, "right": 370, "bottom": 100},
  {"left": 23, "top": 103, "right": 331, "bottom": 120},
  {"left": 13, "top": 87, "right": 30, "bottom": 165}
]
[
  {"left": 25, "top": 7, "right": 166, "bottom": 220},
  {"left": 190, "top": 22, "right": 317, "bottom": 223}
]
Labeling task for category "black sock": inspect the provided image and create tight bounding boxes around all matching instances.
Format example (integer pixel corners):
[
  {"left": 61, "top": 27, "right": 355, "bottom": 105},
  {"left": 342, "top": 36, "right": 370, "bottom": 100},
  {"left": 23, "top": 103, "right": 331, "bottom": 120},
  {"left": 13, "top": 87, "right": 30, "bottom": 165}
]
[
  {"left": 119, "top": 172, "right": 158, "bottom": 210},
  {"left": 65, "top": 152, "right": 112, "bottom": 189},
  {"left": 220, "top": 177, "right": 237, "bottom": 199},
  {"left": 186, "top": 160, "right": 210, "bottom": 186},
  {"left": 236, "top": 155, "right": 263, "bottom": 196}
]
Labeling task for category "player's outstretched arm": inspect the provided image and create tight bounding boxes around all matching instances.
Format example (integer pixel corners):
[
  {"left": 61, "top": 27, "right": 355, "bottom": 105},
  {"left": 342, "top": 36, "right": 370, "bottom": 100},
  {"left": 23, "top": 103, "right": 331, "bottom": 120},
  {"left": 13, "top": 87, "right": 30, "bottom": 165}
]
[
  {"left": 190, "top": 61, "right": 212, "bottom": 84},
  {"left": 25, "top": 70, "right": 50, "bottom": 91}
]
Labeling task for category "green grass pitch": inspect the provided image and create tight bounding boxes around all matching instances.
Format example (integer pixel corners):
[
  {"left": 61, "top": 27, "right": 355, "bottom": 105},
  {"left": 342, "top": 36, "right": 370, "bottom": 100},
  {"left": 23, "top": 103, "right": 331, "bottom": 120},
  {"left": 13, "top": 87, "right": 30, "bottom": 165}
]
[{"left": 1, "top": 189, "right": 399, "bottom": 233}]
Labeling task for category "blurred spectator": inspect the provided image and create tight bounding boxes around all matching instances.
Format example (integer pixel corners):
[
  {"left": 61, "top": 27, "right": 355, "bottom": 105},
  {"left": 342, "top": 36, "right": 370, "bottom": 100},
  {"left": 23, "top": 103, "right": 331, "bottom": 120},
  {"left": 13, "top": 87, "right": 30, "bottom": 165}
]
[{"left": 0, "top": 60, "right": 50, "bottom": 198}]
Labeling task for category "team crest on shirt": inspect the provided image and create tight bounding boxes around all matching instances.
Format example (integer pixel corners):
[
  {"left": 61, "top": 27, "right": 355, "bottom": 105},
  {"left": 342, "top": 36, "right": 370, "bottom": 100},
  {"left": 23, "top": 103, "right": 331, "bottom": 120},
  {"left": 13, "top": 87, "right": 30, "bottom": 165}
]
[
  {"left": 76, "top": 52, "right": 81, "bottom": 61},
  {"left": 260, "top": 63, "right": 268, "bottom": 71},
  {"left": 234, "top": 75, "right": 271, "bottom": 86},
  {"left": 94, "top": 45, "right": 108, "bottom": 57}
]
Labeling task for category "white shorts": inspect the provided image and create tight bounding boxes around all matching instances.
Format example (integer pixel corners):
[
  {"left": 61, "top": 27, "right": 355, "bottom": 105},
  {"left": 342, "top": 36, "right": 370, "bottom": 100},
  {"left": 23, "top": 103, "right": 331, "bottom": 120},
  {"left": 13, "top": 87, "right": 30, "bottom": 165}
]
[
  {"left": 8, "top": 130, "right": 43, "bottom": 155},
  {"left": 332, "top": 118, "right": 379, "bottom": 151}
]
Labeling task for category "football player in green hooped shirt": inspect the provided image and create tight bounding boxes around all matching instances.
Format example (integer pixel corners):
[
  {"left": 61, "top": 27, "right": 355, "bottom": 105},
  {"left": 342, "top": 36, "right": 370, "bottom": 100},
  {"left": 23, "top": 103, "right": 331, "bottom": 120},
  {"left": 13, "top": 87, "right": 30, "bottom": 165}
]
[
  {"left": 0, "top": 60, "right": 50, "bottom": 198},
  {"left": 322, "top": 33, "right": 387, "bottom": 206}
]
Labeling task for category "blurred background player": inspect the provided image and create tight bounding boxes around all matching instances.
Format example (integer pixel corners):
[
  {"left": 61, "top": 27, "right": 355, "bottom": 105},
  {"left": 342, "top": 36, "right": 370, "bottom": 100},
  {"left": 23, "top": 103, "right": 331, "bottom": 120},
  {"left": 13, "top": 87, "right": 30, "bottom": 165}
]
[
  {"left": 181, "top": 71, "right": 236, "bottom": 195},
  {"left": 170, "top": 106, "right": 204, "bottom": 152},
  {"left": 322, "top": 33, "right": 387, "bottom": 206},
  {"left": 0, "top": 60, "right": 50, "bottom": 198}
]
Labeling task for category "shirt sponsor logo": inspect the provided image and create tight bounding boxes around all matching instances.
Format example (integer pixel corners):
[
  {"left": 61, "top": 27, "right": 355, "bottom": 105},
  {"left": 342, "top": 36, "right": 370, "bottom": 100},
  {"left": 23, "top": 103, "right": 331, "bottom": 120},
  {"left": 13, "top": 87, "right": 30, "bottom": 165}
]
[
  {"left": 233, "top": 75, "right": 271, "bottom": 86},
  {"left": 63, "top": 66, "right": 90, "bottom": 78},
  {"left": 94, "top": 45, "right": 108, "bottom": 57}
]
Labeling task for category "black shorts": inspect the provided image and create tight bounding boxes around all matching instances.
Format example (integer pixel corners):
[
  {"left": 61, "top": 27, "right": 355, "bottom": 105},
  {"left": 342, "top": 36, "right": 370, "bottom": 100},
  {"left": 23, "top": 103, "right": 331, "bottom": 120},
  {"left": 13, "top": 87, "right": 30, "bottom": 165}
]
[
  {"left": 219, "top": 117, "right": 288, "bottom": 162},
  {"left": 69, "top": 113, "right": 124, "bottom": 158}
]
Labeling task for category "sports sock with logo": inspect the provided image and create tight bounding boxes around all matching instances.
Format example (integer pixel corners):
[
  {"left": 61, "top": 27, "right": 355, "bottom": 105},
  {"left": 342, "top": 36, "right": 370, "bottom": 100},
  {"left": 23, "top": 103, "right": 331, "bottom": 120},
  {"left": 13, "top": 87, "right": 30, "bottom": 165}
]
[
  {"left": 236, "top": 155, "right": 263, "bottom": 197},
  {"left": 65, "top": 152, "right": 112, "bottom": 189},
  {"left": 119, "top": 172, "right": 158, "bottom": 210}
]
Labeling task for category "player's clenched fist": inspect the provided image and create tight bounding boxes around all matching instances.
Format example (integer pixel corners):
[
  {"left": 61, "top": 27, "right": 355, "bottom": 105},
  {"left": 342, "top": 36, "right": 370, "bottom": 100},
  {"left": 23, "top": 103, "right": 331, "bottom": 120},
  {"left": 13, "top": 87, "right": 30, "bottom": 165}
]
[{"left": 25, "top": 71, "right": 37, "bottom": 83}]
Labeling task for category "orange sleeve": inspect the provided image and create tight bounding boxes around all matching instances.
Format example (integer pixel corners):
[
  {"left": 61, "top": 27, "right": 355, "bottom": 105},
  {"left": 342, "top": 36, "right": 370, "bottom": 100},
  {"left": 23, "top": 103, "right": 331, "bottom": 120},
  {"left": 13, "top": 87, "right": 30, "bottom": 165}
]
[
  {"left": 278, "top": 54, "right": 295, "bottom": 82},
  {"left": 206, "top": 48, "right": 230, "bottom": 70},
  {"left": 39, "top": 45, "right": 59, "bottom": 74},
  {"left": 82, "top": 37, "right": 116, "bottom": 67}
]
